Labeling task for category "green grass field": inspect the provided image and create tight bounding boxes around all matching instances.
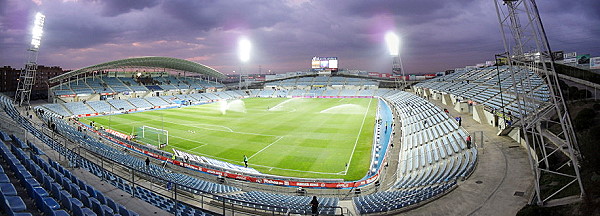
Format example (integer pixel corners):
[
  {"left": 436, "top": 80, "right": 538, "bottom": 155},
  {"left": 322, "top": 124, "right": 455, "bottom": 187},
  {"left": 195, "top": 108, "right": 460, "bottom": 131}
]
[{"left": 80, "top": 97, "right": 377, "bottom": 180}]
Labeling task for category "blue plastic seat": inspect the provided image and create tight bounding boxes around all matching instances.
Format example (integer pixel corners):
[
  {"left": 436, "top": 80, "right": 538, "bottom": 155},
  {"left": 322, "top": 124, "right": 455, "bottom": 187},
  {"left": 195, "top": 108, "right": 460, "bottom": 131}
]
[
  {"left": 59, "top": 192, "right": 72, "bottom": 212},
  {"left": 41, "top": 197, "right": 61, "bottom": 216},
  {"left": 101, "top": 205, "right": 114, "bottom": 216},
  {"left": 106, "top": 197, "right": 117, "bottom": 212},
  {"left": 0, "top": 182, "right": 17, "bottom": 196},
  {"left": 118, "top": 205, "right": 130, "bottom": 216},
  {"left": 51, "top": 210, "right": 70, "bottom": 216},
  {"left": 5, "top": 195, "right": 27, "bottom": 212},
  {"left": 0, "top": 173, "right": 10, "bottom": 183},
  {"left": 90, "top": 197, "right": 102, "bottom": 214}
]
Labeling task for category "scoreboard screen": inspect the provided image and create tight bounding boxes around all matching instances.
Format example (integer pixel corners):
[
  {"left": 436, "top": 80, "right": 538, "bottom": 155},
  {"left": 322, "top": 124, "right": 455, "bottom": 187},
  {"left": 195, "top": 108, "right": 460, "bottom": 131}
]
[{"left": 311, "top": 57, "right": 338, "bottom": 69}]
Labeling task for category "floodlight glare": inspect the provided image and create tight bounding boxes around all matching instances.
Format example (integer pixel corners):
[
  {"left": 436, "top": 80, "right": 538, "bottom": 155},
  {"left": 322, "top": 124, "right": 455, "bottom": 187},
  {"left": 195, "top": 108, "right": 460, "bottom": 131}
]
[
  {"left": 238, "top": 38, "right": 251, "bottom": 62},
  {"left": 385, "top": 32, "right": 400, "bottom": 56},
  {"left": 31, "top": 12, "right": 46, "bottom": 49}
]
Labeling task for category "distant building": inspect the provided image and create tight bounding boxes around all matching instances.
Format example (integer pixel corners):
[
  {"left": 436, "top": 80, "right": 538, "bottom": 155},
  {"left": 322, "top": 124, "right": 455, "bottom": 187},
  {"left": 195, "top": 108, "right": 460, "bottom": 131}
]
[{"left": 0, "top": 65, "right": 68, "bottom": 100}]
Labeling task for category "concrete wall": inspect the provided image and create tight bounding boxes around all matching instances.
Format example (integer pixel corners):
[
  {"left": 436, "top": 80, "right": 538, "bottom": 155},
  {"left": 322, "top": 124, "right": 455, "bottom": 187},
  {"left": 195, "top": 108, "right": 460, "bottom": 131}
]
[
  {"left": 472, "top": 105, "right": 487, "bottom": 124},
  {"left": 483, "top": 109, "right": 497, "bottom": 127},
  {"left": 453, "top": 101, "right": 470, "bottom": 113}
]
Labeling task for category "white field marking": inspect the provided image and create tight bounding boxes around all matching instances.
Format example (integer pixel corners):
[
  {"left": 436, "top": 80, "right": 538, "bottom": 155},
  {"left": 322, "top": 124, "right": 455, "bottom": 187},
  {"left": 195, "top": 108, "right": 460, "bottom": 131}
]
[
  {"left": 267, "top": 98, "right": 298, "bottom": 111},
  {"left": 248, "top": 136, "right": 284, "bottom": 160},
  {"left": 175, "top": 145, "right": 346, "bottom": 175},
  {"left": 188, "top": 143, "right": 208, "bottom": 151},
  {"left": 344, "top": 98, "right": 373, "bottom": 174},
  {"left": 186, "top": 123, "right": 233, "bottom": 132}
]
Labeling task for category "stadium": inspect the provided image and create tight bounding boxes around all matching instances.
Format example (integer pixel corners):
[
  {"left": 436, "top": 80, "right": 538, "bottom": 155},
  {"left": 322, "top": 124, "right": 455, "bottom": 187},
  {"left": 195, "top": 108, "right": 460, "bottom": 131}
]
[{"left": 1, "top": 0, "right": 599, "bottom": 216}]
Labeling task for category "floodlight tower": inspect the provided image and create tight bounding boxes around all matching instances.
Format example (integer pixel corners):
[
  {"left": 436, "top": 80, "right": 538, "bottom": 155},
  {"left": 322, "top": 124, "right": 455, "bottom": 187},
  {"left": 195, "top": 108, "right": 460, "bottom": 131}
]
[
  {"left": 238, "top": 37, "right": 251, "bottom": 90},
  {"left": 15, "top": 12, "right": 46, "bottom": 106},
  {"left": 385, "top": 32, "right": 406, "bottom": 89},
  {"left": 494, "top": 0, "right": 584, "bottom": 205}
]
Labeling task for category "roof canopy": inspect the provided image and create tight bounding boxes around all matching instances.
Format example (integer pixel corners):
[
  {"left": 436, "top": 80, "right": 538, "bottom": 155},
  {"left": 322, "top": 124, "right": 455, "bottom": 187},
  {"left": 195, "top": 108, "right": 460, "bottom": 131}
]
[{"left": 49, "top": 56, "right": 225, "bottom": 83}]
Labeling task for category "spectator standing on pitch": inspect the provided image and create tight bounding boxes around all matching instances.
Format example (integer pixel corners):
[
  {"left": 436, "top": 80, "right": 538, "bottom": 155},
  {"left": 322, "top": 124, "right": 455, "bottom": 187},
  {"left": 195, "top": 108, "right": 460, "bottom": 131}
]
[
  {"left": 243, "top": 155, "right": 248, "bottom": 168},
  {"left": 466, "top": 135, "right": 472, "bottom": 149},
  {"left": 310, "top": 196, "right": 319, "bottom": 215}
]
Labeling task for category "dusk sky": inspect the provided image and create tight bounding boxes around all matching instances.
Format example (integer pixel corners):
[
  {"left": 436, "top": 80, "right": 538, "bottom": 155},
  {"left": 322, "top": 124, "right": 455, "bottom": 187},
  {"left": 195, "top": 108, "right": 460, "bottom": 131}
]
[{"left": 1, "top": 0, "right": 599, "bottom": 75}]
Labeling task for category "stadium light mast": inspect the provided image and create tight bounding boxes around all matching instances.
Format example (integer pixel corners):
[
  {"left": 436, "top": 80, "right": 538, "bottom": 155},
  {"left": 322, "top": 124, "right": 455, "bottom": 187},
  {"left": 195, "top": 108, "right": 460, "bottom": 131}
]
[
  {"left": 494, "top": 0, "right": 585, "bottom": 205},
  {"left": 385, "top": 31, "right": 406, "bottom": 89},
  {"left": 238, "top": 37, "right": 251, "bottom": 90},
  {"left": 15, "top": 12, "right": 46, "bottom": 106}
]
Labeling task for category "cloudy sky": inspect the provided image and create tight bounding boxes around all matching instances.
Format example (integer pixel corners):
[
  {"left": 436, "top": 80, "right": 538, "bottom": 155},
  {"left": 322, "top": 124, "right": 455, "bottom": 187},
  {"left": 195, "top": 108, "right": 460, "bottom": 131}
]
[{"left": 1, "top": 0, "right": 599, "bottom": 75}]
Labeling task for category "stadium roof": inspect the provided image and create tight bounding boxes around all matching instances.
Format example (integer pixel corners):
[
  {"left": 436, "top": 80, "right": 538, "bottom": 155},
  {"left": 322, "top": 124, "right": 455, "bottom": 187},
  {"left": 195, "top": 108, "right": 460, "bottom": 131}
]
[{"left": 48, "top": 56, "right": 225, "bottom": 83}]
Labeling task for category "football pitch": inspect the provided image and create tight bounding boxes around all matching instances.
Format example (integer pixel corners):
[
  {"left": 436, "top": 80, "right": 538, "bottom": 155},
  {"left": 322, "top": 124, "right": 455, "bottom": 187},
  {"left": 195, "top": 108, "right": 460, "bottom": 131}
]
[{"left": 80, "top": 97, "right": 377, "bottom": 180}]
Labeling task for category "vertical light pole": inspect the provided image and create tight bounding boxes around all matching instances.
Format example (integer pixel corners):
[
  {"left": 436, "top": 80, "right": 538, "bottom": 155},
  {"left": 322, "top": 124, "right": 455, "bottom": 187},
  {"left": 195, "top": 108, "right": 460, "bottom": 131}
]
[
  {"left": 385, "top": 32, "right": 406, "bottom": 90},
  {"left": 15, "top": 12, "right": 46, "bottom": 106},
  {"left": 238, "top": 37, "right": 251, "bottom": 90}
]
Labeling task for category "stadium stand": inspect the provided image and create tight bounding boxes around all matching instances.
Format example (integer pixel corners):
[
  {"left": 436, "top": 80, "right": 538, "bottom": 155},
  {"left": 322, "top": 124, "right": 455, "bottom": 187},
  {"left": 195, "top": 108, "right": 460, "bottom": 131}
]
[
  {"left": 0, "top": 130, "right": 140, "bottom": 216},
  {"left": 144, "top": 97, "right": 170, "bottom": 107},
  {"left": 414, "top": 66, "right": 549, "bottom": 118},
  {"left": 350, "top": 91, "right": 477, "bottom": 214},
  {"left": 0, "top": 95, "right": 221, "bottom": 215},
  {"left": 221, "top": 191, "right": 339, "bottom": 215},
  {"left": 63, "top": 102, "right": 94, "bottom": 116},
  {"left": 127, "top": 98, "right": 153, "bottom": 109},
  {"left": 86, "top": 101, "right": 114, "bottom": 113}
]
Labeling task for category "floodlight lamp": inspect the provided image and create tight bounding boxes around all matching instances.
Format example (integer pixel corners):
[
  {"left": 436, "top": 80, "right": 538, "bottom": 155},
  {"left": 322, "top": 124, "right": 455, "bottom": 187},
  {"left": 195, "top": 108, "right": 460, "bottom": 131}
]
[
  {"left": 30, "top": 12, "right": 46, "bottom": 48},
  {"left": 385, "top": 32, "right": 400, "bottom": 56},
  {"left": 238, "top": 38, "right": 251, "bottom": 62}
]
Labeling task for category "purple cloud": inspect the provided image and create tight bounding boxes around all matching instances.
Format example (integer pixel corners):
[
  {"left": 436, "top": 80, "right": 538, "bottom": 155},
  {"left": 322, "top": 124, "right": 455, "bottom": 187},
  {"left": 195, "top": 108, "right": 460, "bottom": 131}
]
[{"left": 0, "top": 0, "right": 598, "bottom": 75}]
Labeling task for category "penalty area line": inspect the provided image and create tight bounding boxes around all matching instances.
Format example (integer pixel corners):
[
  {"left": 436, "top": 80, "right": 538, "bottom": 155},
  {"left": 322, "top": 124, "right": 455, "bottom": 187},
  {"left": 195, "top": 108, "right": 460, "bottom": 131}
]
[{"left": 248, "top": 136, "right": 284, "bottom": 160}]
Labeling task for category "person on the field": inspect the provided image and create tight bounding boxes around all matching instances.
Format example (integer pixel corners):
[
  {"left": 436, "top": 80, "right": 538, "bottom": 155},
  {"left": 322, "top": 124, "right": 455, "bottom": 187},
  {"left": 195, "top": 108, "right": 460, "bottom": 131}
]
[
  {"left": 243, "top": 155, "right": 248, "bottom": 168},
  {"left": 310, "top": 196, "right": 319, "bottom": 215}
]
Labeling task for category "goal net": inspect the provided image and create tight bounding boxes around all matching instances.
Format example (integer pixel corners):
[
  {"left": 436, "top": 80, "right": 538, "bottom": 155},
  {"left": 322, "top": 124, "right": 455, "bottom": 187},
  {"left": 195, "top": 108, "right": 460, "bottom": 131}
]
[{"left": 134, "top": 125, "right": 169, "bottom": 148}]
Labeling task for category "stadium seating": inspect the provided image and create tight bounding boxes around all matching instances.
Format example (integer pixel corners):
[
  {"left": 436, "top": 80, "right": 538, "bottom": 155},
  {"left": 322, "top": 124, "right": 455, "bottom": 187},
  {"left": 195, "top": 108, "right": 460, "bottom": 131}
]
[
  {"left": 127, "top": 98, "right": 153, "bottom": 109},
  {"left": 0, "top": 97, "right": 222, "bottom": 215},
  {"left": 223, "top": 191, "right": 339, "bottom": 215},
  {"left": 86, "top": 101, "right": 114, "bottom": 113},
  {"left": 353, "top": 181, "right": 455, "bottom": 214},
  {"left": 42, "top": 104, "right": 72, "bottom": 117},
  {"left": 106, "top": 99, "right": 136, "bottom": 110},
  {"left": 63, "top": 102, "right": 94, "bottom": 116},
  {"left": 348, "top": 91, "right": 477, "bottom": 214},
  {"left": 414, "top": 66, "right": 550, "bottom": 118},
  {"left": 0, "top": 129, "right": 141, "bottom": 216},
  {"left": 144, "top": 97, "right": 170, "bottom": 107}
]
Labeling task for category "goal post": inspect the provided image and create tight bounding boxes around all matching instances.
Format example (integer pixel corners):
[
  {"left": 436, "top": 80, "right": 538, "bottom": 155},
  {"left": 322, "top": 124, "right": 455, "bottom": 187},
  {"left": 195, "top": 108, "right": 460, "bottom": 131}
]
[{"left": 135, "top": 125, "right": 169, "bottom": 148}]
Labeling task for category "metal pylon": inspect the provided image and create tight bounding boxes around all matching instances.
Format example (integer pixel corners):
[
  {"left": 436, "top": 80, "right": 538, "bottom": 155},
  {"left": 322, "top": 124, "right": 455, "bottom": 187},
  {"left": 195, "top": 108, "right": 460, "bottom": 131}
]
[
  {"left": 494, "top": 0, "right": 585, "bottom": 205},
  {"left": 15, "top": 13, "right": 45, "bottom": 107}
]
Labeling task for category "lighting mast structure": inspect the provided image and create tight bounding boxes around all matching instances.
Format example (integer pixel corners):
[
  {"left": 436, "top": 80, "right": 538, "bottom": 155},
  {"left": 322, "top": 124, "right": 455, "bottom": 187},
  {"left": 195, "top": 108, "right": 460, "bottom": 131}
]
[
  {"left": 15, "top": 12, "right": 46, "bottom": 106},
  {"left": 385, "top": 32, "right": 406, "bottom": 89},
  {"left": 494, "top": 0, "right": 584, "bottom": 205},
  {"left": 238, "top": 37, "right": 251, "bottom": 90}
]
